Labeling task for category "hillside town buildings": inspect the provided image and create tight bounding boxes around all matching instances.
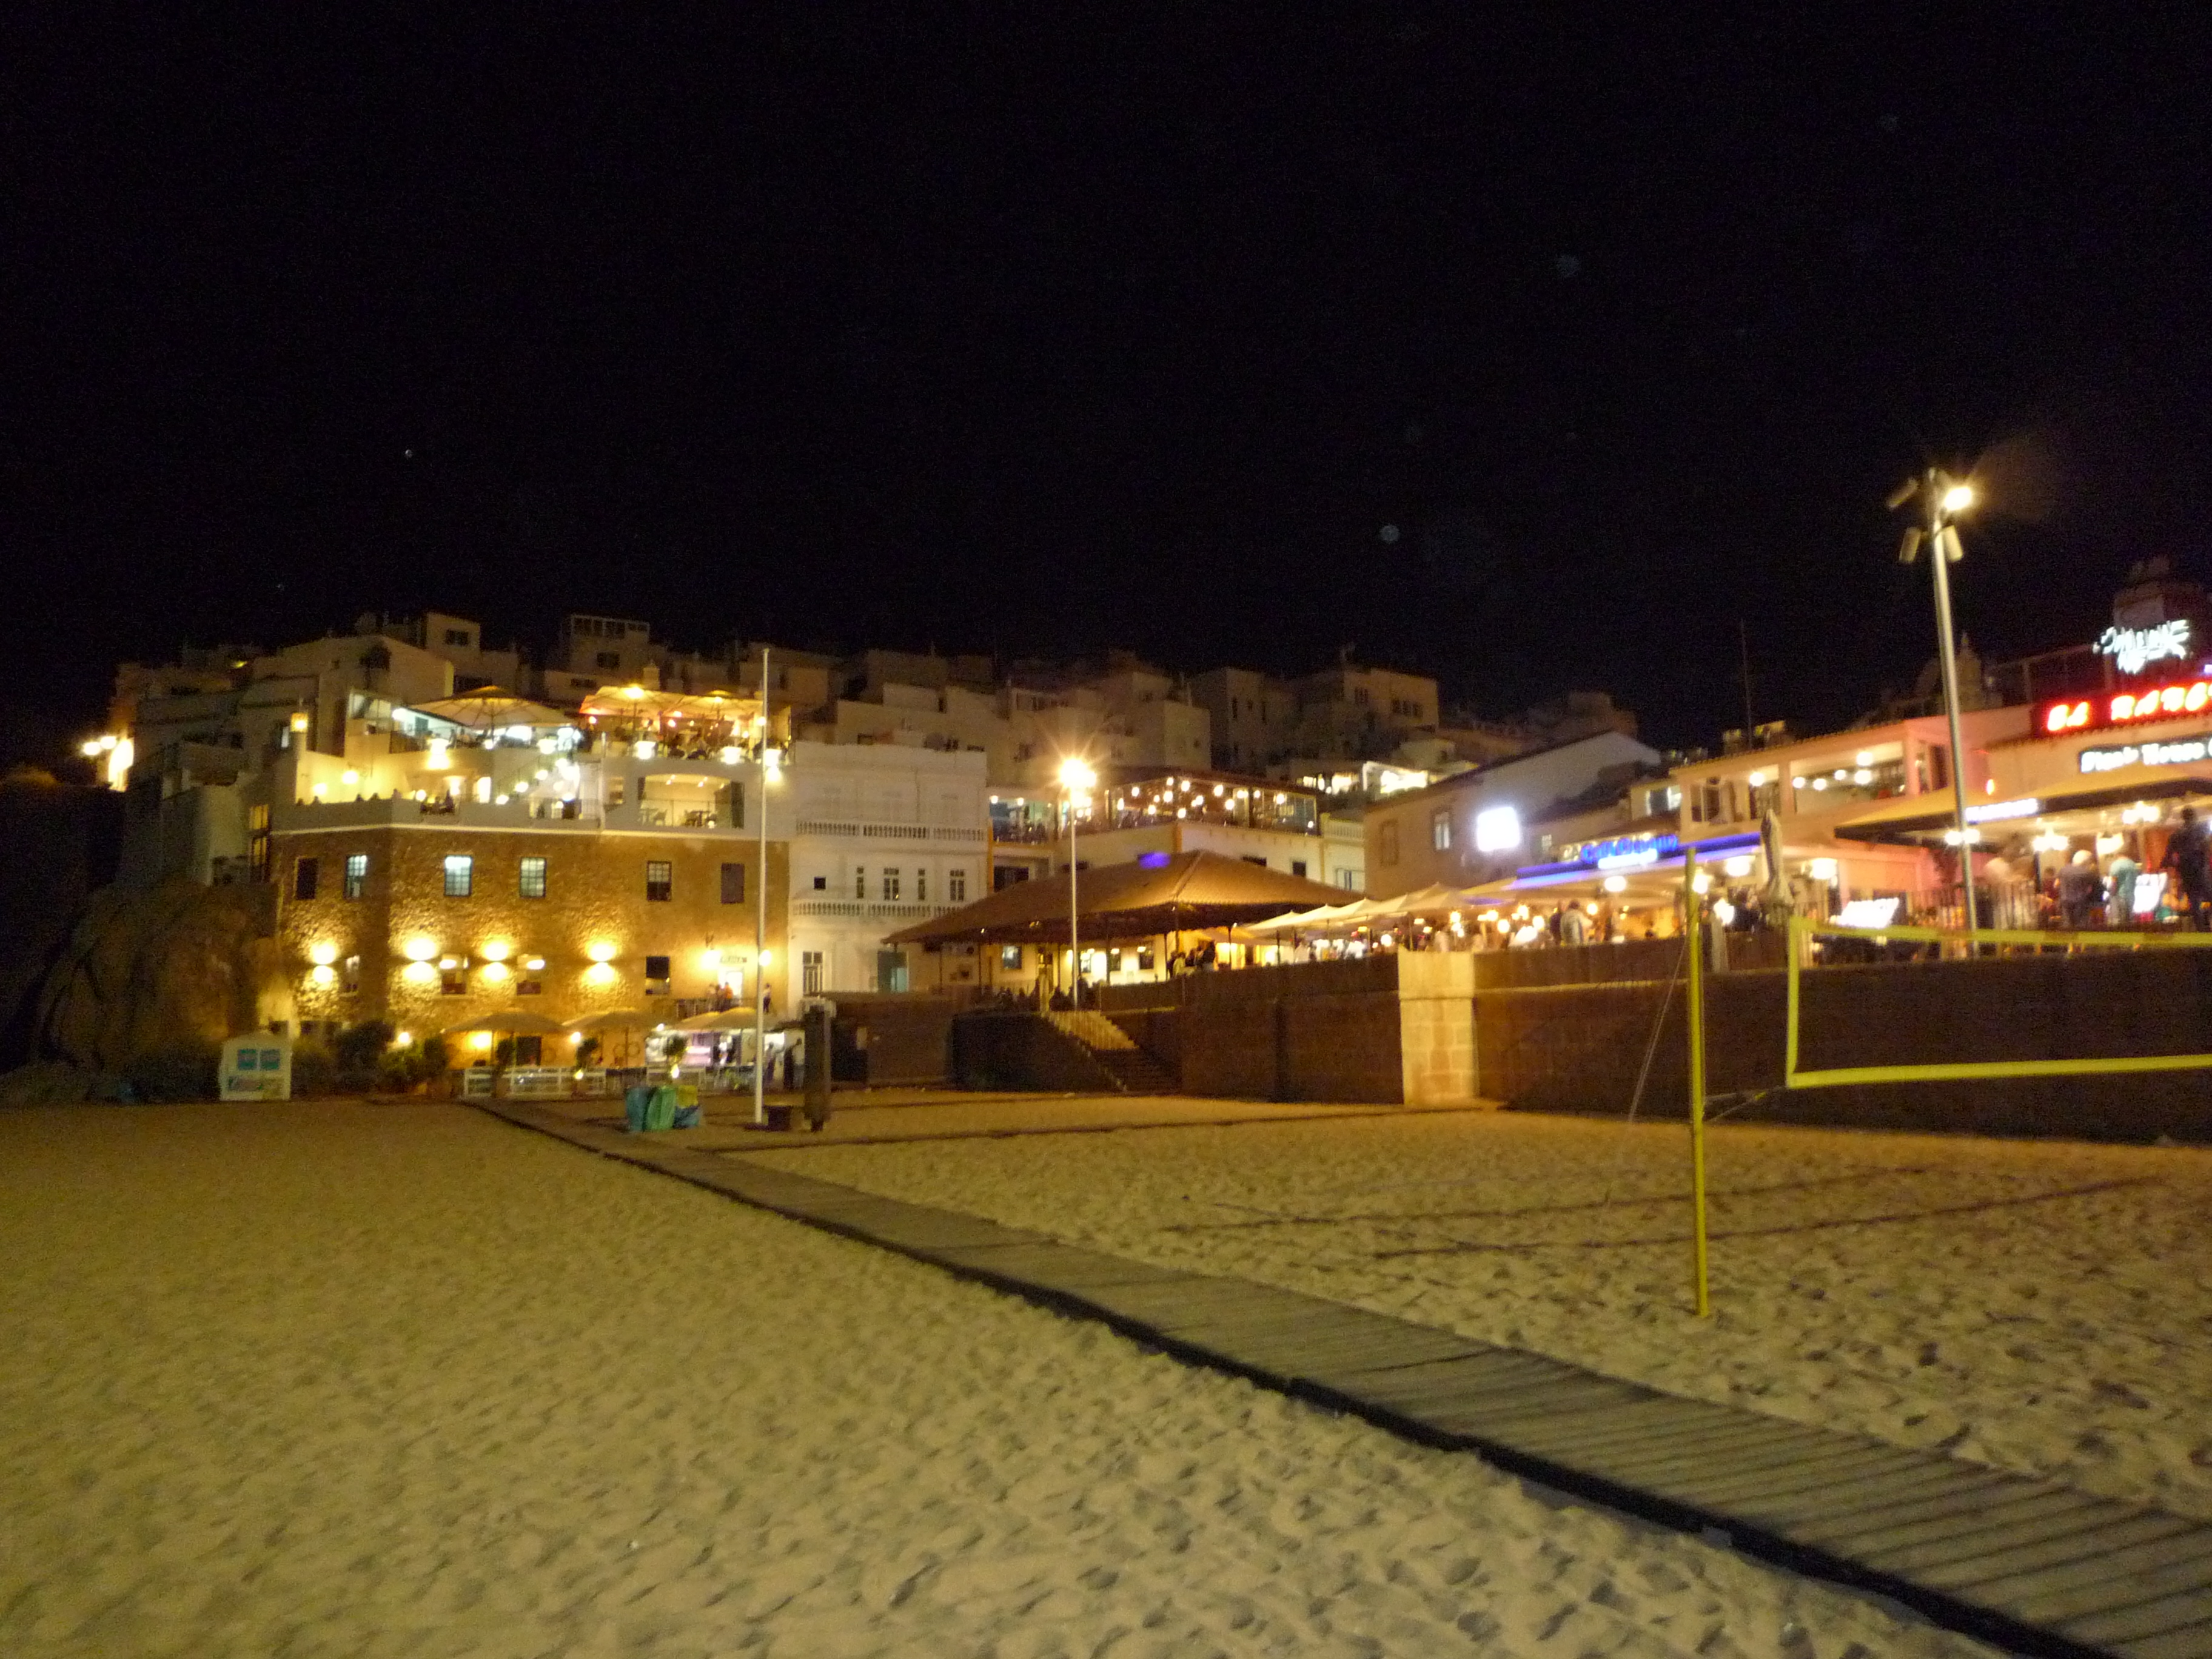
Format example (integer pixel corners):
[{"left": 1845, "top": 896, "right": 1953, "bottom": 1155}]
[{"left": 101, "top": 612, "right": 1585, "bottom": 1031}]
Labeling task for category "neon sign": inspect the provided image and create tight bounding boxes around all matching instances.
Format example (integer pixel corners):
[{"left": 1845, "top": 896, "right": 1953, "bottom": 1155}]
[
  {"left": 2041, "top": 677, "right": 2212, "bottom": 736},
  {"left": 2080, "top": 732, "right": 2212, "bottom": 774},
  {"left": 2095, "top": 620, "right": 2192, "bottom": 675},
  {"left": 1560, "top": 831, "right": 1681, "bottom": 869}
]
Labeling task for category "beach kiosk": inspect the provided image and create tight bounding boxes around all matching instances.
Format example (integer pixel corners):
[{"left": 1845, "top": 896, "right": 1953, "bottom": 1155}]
[{"left": 220, "top": 1032, "right": 293, "bottom": 1101}]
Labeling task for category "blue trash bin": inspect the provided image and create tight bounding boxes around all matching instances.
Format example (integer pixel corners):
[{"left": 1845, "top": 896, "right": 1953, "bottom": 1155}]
[{"left": 624, "top": 1082, "right": 652, "bottom": 1133}]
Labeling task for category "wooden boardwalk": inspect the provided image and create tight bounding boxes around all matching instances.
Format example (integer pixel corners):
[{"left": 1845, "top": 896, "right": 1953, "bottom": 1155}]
[{"left": 478, "top": 1099, "right": 2212, "bottom": 1659}]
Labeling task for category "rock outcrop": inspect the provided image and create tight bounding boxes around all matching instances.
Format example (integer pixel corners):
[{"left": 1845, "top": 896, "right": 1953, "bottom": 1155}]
[{"left": 34, "top": 881, "right": 276, "bottom": 1071}]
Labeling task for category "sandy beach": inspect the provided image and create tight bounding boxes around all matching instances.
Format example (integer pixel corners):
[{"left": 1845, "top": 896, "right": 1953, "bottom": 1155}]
[
  {"left": 0, "top": 1101, "right": 1999, "bottom": 1658},
  {"left": 755, "top": 1108, "right": 2212, "bottom": 1526}
]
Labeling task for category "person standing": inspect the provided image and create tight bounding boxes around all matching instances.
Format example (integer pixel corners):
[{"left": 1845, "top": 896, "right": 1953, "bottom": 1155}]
[
  {"left": 2106, "top": 846, "right": 2142, "bottom": 927},
  {"left": 2056, "top": 848, "right": 2104, "bottom": 931},
  {"left": 1560, "top": 902, "right": 1590, "bottom": 946},
  {"left": 2164, "top": 807, "right": 2212, "bottom": 930}
]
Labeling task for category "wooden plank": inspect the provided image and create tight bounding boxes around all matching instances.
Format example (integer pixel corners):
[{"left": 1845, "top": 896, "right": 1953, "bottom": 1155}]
[
  {"left": 2113, "top": 1617, "right": 2212, "bottom": 1659},
  {"left": 1475, "top": 1398, "right": 1755, "bottom": 1461},
  {"left": 1664, "top": 1445, "right": 1941, "bottom": 1517},
  {"left": 1428, "top": 1390, "right": 1665, "bottom": 1442},
  {"left": 1197, "top": 1330, "right": 1490, "bottom": 1382},
  {"left": 1572, "top": 1427, "right": 1834, "bottom": 1491},
  {"left": 1857, "top": 1499, "right": 2175, "bottom": 1577},
  {"left": 1321, "top": 1351, "right": 1566, "bottom": 1401},
  {"left": 929, "top": 1244, "right": 1185, "bottom": 1287},
  {"left": 1626, "top": 1427, "right": 1894, "bottom": 1496},
  {"left": 2066, "top": 1583, "right": 2212, "bottom": 1648},
  {"left": 1350, "top": 1361, "right": 1622, "bottom": 1416},
  {"left": 1544, "top": 1408, "right": 1813, "bottom": 1472},
  {"left": 1969, "top": 1531, "right": 2212, "bottom": 1623},
  {"left": 1814, "top": 1486, "right": 2108, "bottom": 1561},
  {"left": 1922, "top": 1513, "right": 2207, "bottom": 1593}
]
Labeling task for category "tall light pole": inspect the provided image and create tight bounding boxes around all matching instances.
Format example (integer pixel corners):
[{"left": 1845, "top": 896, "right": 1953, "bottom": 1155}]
[
  {"left": 1059, "top": 757, "right": 1095, "bottom": 1004},
  {"left": 752, "top": 645, "right": 773, "bottom": 1127},
  {"left": 1892, "top": 470, "right": 1981, "bottom": 940}
]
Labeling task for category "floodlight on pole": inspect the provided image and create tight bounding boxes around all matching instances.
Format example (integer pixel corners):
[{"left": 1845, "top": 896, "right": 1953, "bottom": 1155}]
[
  {"left": 1891, "top": 468, "right": 1981, "bottom": 942},
  {"left": 1058, "top": 757, "right": 1096, "bottom": 1003}
]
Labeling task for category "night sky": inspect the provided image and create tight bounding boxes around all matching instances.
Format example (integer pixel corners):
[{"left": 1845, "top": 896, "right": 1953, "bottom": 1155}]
[{"left": 9, "top": 8, "right": 2211, "bottom": 768}]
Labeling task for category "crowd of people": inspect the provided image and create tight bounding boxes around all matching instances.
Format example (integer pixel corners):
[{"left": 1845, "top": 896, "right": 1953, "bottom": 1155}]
[{"left": 1977, "top": 806, "right": 2212, "bottom": 932}]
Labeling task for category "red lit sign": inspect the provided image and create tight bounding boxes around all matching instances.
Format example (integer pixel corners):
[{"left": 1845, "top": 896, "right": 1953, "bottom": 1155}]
[{"left": 2040, "top": 677, "right": 2212, "bottom": 736}]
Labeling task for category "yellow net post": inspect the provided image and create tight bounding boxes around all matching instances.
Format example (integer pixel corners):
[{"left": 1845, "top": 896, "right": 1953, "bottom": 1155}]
[{"left": 1683, "top": 849, "right": 1712, "bottom": 1318}]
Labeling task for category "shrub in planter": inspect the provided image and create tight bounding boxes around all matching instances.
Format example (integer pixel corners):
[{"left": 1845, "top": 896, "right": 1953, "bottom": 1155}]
[{"left": 289, "top": 1039, "right": 337, "bottom": 1099}]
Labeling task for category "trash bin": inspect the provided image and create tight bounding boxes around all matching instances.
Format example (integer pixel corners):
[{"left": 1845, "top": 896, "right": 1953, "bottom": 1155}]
[
  {"left": 624, "top": 1082, "right": 652, "bottom": 1133},
  {"left": 645, "top": 1084, "right": 677, "bottom": 1132},
  {"left": 672, "top": 1083, "right": 701, "bottom": 1130}
]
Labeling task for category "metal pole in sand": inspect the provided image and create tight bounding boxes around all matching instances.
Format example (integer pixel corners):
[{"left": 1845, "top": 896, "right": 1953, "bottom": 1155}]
[{"left": 1683, "top": 848, "right": 1712, "bottom": 1317}]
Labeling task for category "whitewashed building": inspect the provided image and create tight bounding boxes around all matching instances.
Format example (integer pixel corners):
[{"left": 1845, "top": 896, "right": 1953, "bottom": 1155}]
[{"left": 783, "top": 740, "right": 991, "bottom": 994}]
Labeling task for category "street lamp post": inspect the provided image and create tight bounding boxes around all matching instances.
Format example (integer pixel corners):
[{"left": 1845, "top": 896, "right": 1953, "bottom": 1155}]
[
  {"left": 1059, "top": 757, "right": 1095, "bottom": 1005},
  {"left": 752, "top": 645, "right": 773, "bottom": 1127},
  {"left": 1894, "top": 470, "right": 1981, "bottom": 940}
]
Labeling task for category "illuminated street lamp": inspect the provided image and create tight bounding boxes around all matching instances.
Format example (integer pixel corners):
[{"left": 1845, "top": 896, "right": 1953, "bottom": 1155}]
[
  {"left": 1058, "top": 757, "right": 1096, "bottom": 1003},
  {"left": 1891, "top": 468, "right": 1980, "bottom": 939}
]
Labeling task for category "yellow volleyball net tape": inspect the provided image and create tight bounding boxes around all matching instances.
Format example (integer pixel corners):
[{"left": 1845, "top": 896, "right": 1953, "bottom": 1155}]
[{"left": 1783, "top": 914, "right": 2212, "bottom": 1089}]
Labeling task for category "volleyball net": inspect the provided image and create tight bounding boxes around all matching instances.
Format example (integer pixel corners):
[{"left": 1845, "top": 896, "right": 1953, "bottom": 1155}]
[{"left": 1782, "top": 914, "right": 2212, "bottom": 1089}]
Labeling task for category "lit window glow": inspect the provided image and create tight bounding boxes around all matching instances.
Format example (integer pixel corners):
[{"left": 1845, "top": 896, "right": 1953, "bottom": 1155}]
[{"left": 1473, "top": 805, "right": 1522, "bottom": 853}]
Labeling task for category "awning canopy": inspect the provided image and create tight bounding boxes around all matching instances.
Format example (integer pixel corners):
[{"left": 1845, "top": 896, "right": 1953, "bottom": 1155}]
[
  {"left": 1248, "top": 885, "right": 1476, "bottom": 934},
  {"left": 1834, "top": 769, "right": 2212, "bottom": 843},
  {"left": 440, "top": 1011, "right": 566, "bottom": 1037},
  {"left": 560, "top": 1008, "right": 662, "bottom": 1031},
  {"left": 406, "top": 689, "right": 574, "bottom": 731},
  {"left": 885, "top": 850, "right": 1353, "bottom": 947},
  {"left": 578, "top": 686, "right": 763, "bottom": 725}
]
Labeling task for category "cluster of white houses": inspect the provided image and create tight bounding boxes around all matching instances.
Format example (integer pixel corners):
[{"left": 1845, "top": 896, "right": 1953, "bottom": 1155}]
[
  {"left": 101, "top": 613, "right": 1614, "bottom": 1039},
  {"left": 92, "top": 557, "right": 2212, "bottom": 1042}
]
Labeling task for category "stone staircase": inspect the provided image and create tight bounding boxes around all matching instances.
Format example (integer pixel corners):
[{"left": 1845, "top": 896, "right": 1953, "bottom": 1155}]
[{"left": 1043, "top": 1009, "right": 1180, "bottom": 1094}]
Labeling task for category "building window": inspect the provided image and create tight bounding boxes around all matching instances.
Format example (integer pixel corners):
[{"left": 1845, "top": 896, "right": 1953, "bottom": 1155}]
[
  {"left": 882, "top": 870, "right": 901, "bottom": 901},
  {"left": 645, "top": 954, "right": 671, "bottom": 994},
  {"left": 444, "top": 627, "right": 472, "bottom": 648},
  {"left": 293, "top": 856, "right": 320, "bottom": 900},
  {"left": 1431, "top": 810, "right": 1452, "bottom": 851},
  {"left": 1378, "top": 820, "right": 1400, "bottom": 866},
  {"left": 343, "top": 853, "right": 367, "bottom": 899},
  {"left": 948, "top": 869, "right": 967, "bottom": 902},
  {"left": 721, "top": 862, "right": 745, "bottom": 905},
  {"left": 443, "top": 854, "right": 474, "bottom": 897},
  {"left": 596, "top": 650, "right": 622, "bottom": 671},
  {"left": 1000, "top": 945, "right": 1023, "bottom": 970},
  {"left": 645, "top": 860, "right": 672, "bottom": 902},
  {"left": 854, "top": 868, "right": 866, "bottom": 899},
  {"left": 517, "top": 976, "right": 543, "bottom": 996},
  {"left": 916, "top": 871, "right": 928, "bottom": 903},
  {"left": 519, "top": 856, "right": 547, "bottom": 899},
  {"left": 813, "top": 875, "right": 828, "bottom": 890},
  {"left": 341, "top": 954, "right": 360, "bottom": 993},
  {"left": 1292, "top": 860, "right": 1308, "bottom": 877},
  {"left": 248, "top": 803, "right": 271, "bottom": 882},
  {"left": 440, "top": 968, "right": 466, "bottom": 995},
  {"left": 802, "top": 950, "right": 823, "bottom": 996},
  {"left": 877, "top": 950, "right": 908, "bottom": 993}
]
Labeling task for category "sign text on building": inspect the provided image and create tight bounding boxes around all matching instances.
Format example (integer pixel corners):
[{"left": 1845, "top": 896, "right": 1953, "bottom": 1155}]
[
  {"left": 2080, "top": 732, "right": 2212, "bottom": 774},
  {"left": 2095, "top": 619, "right": 2194, "bottom": 676},
  {"left": 2041, "top": 676, "right": 2212, "bottom": 736}
]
